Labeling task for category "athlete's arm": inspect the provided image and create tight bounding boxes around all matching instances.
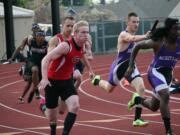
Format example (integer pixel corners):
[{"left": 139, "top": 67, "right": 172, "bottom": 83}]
[
  {"left": 41, "top": 42, "right": 70, "bottom": 80},
  {"left": 81, "top": 54, "right": 94, "bottom": 78},
  {"left": 125, "top": 39, "right": 159, "bottom": 77},
  {"left": 9, "top": 36, "right": 28, "bottom": 62},
  {"left": 121, "top": 31, "right": 149, "bottom": 43},
  {"left": 47, "top": 36, "right": 59, "bottom": 53},
  {"left": 84, "top": 37, "right": 93, "bottom": 61}
]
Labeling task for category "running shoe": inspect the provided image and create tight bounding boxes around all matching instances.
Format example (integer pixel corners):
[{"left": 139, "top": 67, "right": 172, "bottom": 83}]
[
  {"left": 91, "top": 75, "right": 101, "bottom": 85},
  {"left": 132, "top": 119, "right": 149, "bottom": 127},
  {"left": 167, "top": 129, "right": 175, "bottom": 135},
  {"left": 39, "top": 97, "right": 46, "bottom": 113},
  {"left": 128, "top": 92, "right": 139, "bottom": 111},
  {"left": 18, "top": 97, "right": 24, "bottom": 104}
]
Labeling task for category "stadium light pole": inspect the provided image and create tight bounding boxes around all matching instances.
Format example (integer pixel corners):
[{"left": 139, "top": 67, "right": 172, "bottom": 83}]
[{"left": 51, "top": 0, "right": 60, "bottom": 35}]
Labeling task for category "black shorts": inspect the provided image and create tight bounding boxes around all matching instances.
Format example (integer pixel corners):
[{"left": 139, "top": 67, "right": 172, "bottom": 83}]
[
  {"left": 45, "top": 77, "right": 77, "bottom": 109},
  {"left": 24, "top": 61, "right": 42, "bottom": 79},
  {"left": 156, "top": 67, "right": 172, "bottom": 85},
  {"left": 24, "top": 61, "right": 35, "bottom": 76}
]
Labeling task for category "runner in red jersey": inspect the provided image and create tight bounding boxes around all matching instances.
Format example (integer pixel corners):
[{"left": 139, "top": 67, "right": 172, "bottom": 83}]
[
  {"left": 39, "top": 20, "right": 94, "bottom": 135},
  {"left": 39, "top": 16, "right": 93, "bottom": 116}
]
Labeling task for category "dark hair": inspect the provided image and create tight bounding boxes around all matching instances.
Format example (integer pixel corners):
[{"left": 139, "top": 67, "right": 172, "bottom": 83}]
[
  {"left": 151, "top": 18, "right": 179, "bottom": 41},
  {"left": 128, "top": 12, "right": 138, "bottom": 19},
  {"left": 62, "top": 16, "right": 75, "bottom": 23},
  {"left": 164, "top": 18, "right": 179, "bottom": 31}
]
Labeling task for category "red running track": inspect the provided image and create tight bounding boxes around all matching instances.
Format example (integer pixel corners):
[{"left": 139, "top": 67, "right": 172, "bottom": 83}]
[{"left": 0, "top": 52, "right": 180, "bottom": 135}]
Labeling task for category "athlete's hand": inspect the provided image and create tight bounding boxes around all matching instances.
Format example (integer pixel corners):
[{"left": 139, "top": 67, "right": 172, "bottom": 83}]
[
  {"left": 38, "top": 79, "right": 51, "bottom": 91},
  {"left": 145, "top": 31, "right": 151, "bottom": 39},
  {"left": 89, "top": 71, "right": 95, "bottom": 80}
]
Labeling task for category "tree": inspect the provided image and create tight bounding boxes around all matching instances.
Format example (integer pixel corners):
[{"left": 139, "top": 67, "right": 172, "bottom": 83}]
[
  {"left": 100, "top": 0, "right": 105, "bottom": 4},
  {"left": 12, "top": 0, "right": 28, "bottom": 8}
]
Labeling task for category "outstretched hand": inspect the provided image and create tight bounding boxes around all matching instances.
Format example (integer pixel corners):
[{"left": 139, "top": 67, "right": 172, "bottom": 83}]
[{"left": 89, "top": 71, "right": 95, "bottom": 80}]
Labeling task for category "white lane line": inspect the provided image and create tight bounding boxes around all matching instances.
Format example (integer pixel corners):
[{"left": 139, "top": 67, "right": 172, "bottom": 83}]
[
  {"left": 0, "top": 124, "right": 48, "bottom": 135},
  {"left": 0, "top": 62, "right": 179, "bottom": 134},
  {"left": 0, "top": 80, "right": 23, "bottom": 89},
  {"left": 0, "top": 102, "right": 152, "bottom": 135},
  {"left": 0, "top": 75, "right": 19, "bottom": 80},
  {"left": 0, "top": 70, "right": 18, "bottom": 75}
]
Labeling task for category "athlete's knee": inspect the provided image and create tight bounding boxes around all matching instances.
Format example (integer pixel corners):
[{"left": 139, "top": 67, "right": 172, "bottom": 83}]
[
  {"left": 31, "top": 66, "right": 39, "bottom": 74},
  {"left": 46, "top": 108, "right": 58, "bottom": 122},
  {"left": 151, "top": 106, "right": 159, "bottom": 112},
  {"left": 158, "top": 89, "right": 170, "bottom": 103},
  {"left": 138, "top": 88, "right": 145, "bottom": 96},
  {"left": 59, "top": 110, "right": 65, "bottom": 115},
  {"left": 69, "top": 102, "right": 80, "bottom": 113}
]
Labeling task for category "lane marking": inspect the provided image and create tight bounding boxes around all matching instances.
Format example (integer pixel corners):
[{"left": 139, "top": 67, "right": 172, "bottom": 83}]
[
  {"left": 0, "top": 124, "right": 48, "bottom": 135},
  {"left": 27, "top": 125, "right": 64, "bottom": 130}
]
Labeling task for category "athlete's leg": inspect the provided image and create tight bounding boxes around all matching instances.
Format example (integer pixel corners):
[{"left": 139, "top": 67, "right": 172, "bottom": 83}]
[
  {"left": 129, "top": 77, "right": 148, "bottom": 127},
  {"left": 58, "top": 99, "right": 67, "bottom": 114},
  {"left": 63, "top": 95, "right": 80, "bottom": 135},
  {"left": 73, "top": 69, "right": 82, "bottom": 89},
  {"left": 158, "top": 89, "right": 173, "bottom": 134},
  {"left": 45, "top": 82, "right": 59, "bottom": 135},
  {"left": 127, "top": 65, "right": 148, "bottom": 126},
  {"left": 92, "top": 60, "right": 123, "bottom": 93},
  {"left": 18, "top": 80, "right": 32, "bottom": 103},
  {"left": 140, "top": 88, "right": 173, "bottom": 134},
  {"left": 131, "top": 77, "right": 145, "bottom": 97},
  {"left": 45, "top": 108, "right": 58, "bottom": 135},
  {"left": 28, "top": 65, "right": 39, "bottom": 103},
  {"left": 146, "top": 67, "right": 174, "bottom": 134},
  {"left": 141, "top": 95, "right": 160, "bottom": 112},
  {"left": 18, "top": 67, "right": 32, "bottom": 103}
]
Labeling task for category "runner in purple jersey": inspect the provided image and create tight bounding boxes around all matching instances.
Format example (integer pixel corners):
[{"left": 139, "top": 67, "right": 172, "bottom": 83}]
[
  {"left": 91, "top": 12, "right": 150, "bottom": 127},
  {"left": 126, "top": 18, "right": 180, "bottom": 135}
]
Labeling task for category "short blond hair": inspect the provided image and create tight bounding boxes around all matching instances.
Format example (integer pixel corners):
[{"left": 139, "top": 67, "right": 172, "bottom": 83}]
[{"left": 73, "top": 20, "right": 89, "bottom": 33}]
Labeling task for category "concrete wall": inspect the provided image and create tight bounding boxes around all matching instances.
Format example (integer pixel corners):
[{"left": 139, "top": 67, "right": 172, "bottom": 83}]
[{"left": 0, "top": 16, "right": 33, "bottom": 59}]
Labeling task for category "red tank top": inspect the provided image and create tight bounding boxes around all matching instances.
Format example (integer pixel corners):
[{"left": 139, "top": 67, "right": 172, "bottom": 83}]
[
  {"left": 48, "top": 37, "right": 84, "bottom": 80},
  {"left": 56, "top": 33, "right": 64, "bottom": 42}
]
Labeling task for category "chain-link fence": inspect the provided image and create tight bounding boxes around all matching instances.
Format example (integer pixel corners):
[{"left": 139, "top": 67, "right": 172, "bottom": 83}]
[{"left": 89, "top": 17, "right": 179, "bottom": 54}]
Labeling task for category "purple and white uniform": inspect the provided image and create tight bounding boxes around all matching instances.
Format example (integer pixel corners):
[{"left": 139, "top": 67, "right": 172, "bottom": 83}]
[
  {"left": 108, "top": 37, "right": 141, "bottom": 85},
  {"left": 148, "top": 37, "right": 180, "bottom": 96}
]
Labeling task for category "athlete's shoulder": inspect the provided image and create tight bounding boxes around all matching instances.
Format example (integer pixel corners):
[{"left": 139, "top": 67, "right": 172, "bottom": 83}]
[{"left": 49, "top": 36, "right": 59, "bottom": 45}]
